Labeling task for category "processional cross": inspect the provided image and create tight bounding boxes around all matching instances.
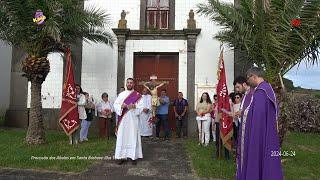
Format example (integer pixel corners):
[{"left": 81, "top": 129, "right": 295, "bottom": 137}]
[{"left": 138, "top": 75, "right": 169, "bottom": 119}]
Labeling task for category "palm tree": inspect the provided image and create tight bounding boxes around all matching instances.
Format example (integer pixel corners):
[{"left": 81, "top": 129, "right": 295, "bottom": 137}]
[
  {"left": 0, "top": 0, "right": 115, "bottom": 144},
  {"left": 197, "top": 0, "right": 320, "bottom": 144}
]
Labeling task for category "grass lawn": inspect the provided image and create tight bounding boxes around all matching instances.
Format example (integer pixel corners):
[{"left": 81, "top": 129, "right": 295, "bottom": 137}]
[
  {"left": 0, "top": 129, "right": 115, "bottom": 172},
  {"left": 185, "top": 140, "right": 236, "bottom": 179},
  {"left": 185, "top": 131, "right": 320, "bottom": 180},
  {"left": 281, "top": 131, "right": 320, "bottom": 180}
]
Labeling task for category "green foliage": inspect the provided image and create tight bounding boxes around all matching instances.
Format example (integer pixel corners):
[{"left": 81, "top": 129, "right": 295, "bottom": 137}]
[
  {"left": 197, "top": 0, "right": 320, "bottom": 84},
  {"left": 0, "top": 129, "right": 115, "bottom": 172},
  {"left": 0, "top": 0, "right": 115, "bottom": 57},
  {"left": 293, "top": 86, "right": 320, "bottom": 93},
  {"left": 185, "top": 132, "right": 320, "bottom": 179},
  {"left": 283, "top": 78, "right": 294, "bottom": 92}
]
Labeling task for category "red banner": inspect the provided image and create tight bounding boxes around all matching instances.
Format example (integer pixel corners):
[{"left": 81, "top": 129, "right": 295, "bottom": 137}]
[
  {"left": 59, "top": 48, "right": 80, "bottom": 136},
  {"left": 216, "top": 49, "right": 233, "bottom": 151}
]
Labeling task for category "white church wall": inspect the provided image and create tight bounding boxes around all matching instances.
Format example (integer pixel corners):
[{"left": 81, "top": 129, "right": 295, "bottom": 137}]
[
  {"left": 175, "top": 0, "right": 235, "bottom": 104},
  {"left": 82, "top": 0, "right": 141, "bottom": 102},
  {"left": 81, "top": 0, "right": 234, "bottom": 104},
  {"left": 84, "top": 0, "right": 140, "bottom": 30},
  {"left": 24, "top": 0, "right": 235, "bottom": 110},
  {"left": 81, "top": 42, "right": 118, "bottom": 103}
]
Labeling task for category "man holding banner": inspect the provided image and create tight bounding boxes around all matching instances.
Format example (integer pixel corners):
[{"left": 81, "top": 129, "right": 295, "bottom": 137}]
[
  {"left": 216, "top": 49, "right": 233, "bottom": 159},
  {"left": 59, "top": 48, "right": 81, "bottom": 145},
  {"left": 113, "top": 78, "right": 144, "bottom": 165}
]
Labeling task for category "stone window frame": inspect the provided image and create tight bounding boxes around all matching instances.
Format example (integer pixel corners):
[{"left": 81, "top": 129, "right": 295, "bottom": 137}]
[{"left": 140, "top": 0, "right": 175, "bottom": 30}]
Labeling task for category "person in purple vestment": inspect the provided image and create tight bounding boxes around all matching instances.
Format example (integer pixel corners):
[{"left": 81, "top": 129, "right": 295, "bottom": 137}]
[{"left": 236, "top": 67, "right": 283, "bottom": 180}]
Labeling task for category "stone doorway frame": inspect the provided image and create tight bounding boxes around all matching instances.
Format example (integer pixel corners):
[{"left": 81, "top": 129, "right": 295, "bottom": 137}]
[{"left": 112, "top": 28, "right": 201, "bottom": 136}]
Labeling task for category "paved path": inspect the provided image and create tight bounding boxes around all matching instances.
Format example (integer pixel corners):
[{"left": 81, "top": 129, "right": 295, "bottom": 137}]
[{"left": 0, "top": 138, "right": 198, "bottom": 180}]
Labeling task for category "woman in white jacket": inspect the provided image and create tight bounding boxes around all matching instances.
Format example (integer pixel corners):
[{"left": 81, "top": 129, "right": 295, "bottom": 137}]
[
  {"left": 79, "top": 92, "right": 93, "bottom": 142},
  {"left": 71, "top": 84, "right": 87, "bottom": 144}
]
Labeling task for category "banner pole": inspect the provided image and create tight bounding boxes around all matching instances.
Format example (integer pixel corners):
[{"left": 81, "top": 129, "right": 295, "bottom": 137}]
[{"left": 219, "top": 122, "right": 221, "bottom": 159}]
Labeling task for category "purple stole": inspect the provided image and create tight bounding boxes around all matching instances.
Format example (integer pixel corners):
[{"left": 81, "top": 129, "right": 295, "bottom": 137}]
[
  {"left": 115, "top": 91, "right": 142, "bottom": 133},
  {"left": 237, "top": 89, "right": 253, "bottom": 177}
]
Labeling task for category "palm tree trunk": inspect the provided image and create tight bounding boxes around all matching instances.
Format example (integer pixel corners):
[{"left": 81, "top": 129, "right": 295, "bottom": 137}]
[
  {"left": 271, "top": 77, "right": 288, "bottom": 146},
  {"left": 22, "top": 55, "right": 50, "bottom": 145},
  {"left": 25, "top": 81, "right": 46, "bottom": 144},
  {"left": 278, "top": 100, "right": 288, "bottom": 146}
]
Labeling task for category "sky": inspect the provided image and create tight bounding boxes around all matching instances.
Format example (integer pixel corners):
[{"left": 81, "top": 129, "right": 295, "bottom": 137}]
[{"left": 284, "top": 62, "right": 320, "bottom": 90}]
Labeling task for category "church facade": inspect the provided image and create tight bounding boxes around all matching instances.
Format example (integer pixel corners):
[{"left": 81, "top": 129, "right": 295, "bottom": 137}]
[{"left": 2, "top": 0, "right": 236, "bottom": 136}]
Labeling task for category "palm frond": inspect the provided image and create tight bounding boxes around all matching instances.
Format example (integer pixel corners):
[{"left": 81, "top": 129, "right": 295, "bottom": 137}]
[
  {"left": 84, "top": 6, "right": 112, "bottom": 28},
  {"left": 83, "top": 27, "right": 115, "bottom": 47},
  {"left": 197, "top": 0, "right": 320, "bottom": 81},
  {"left": 0, "top": 0, "right": 115, "bottom": 56},
  {"left": 42, "top": 18, "right": 61, "bottom": 42}
]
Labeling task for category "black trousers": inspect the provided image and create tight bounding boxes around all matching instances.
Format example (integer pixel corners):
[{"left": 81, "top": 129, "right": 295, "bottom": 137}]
[
  {"left": 233, "top": 122, "right": 239, "bottom": 147},
  {"left": 176, "top": 115, "right": 187, "bottom": 137},
  {"left": 215, "top": 122, "right": 230, "bottom": 159},
  {"left": 156, "top": 114, "right": 170, "bottom": 138}
]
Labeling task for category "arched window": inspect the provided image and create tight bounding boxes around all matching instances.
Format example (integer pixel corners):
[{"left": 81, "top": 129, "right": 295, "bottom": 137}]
[{"left": 147, "top": 0, "right": 169, "bottom": 29}]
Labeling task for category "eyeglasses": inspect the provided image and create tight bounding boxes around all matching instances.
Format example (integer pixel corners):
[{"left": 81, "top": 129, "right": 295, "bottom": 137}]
[
  {"left": 235, "top": 96, "right": 240, "bottom": 99},
  {"left": 246, "top": 74, "right": 253, "bottom": 80}
]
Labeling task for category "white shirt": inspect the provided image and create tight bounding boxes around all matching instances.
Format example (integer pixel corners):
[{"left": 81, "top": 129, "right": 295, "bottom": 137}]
[
  {"left": 233, "top": 103, "right": 241, "bottom": 124},
  {"left": 139, "top": 94, "right": 153, "bottom": 136},
  {"left": 142, "top": 94, "right": 152, "bottom": 110},
  {"left": 96, "top": 100, "right": 113, "bottom": 118},
  {"left": 77, "top": 94, "right": 87, "bottom": 120}
]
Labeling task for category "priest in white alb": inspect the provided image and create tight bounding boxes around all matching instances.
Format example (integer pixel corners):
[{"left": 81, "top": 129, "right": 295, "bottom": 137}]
[
  {"left": 113, "top": 78, "right": 144, "bottom": 165},
  {"left": 139, "top": 88, "right": 153, "bottom": 137}
]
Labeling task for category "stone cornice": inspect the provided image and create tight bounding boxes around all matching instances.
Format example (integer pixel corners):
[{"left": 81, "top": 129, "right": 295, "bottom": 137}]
[{"left": 112, "top": 28, "right": 201, "bottom": 40}]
